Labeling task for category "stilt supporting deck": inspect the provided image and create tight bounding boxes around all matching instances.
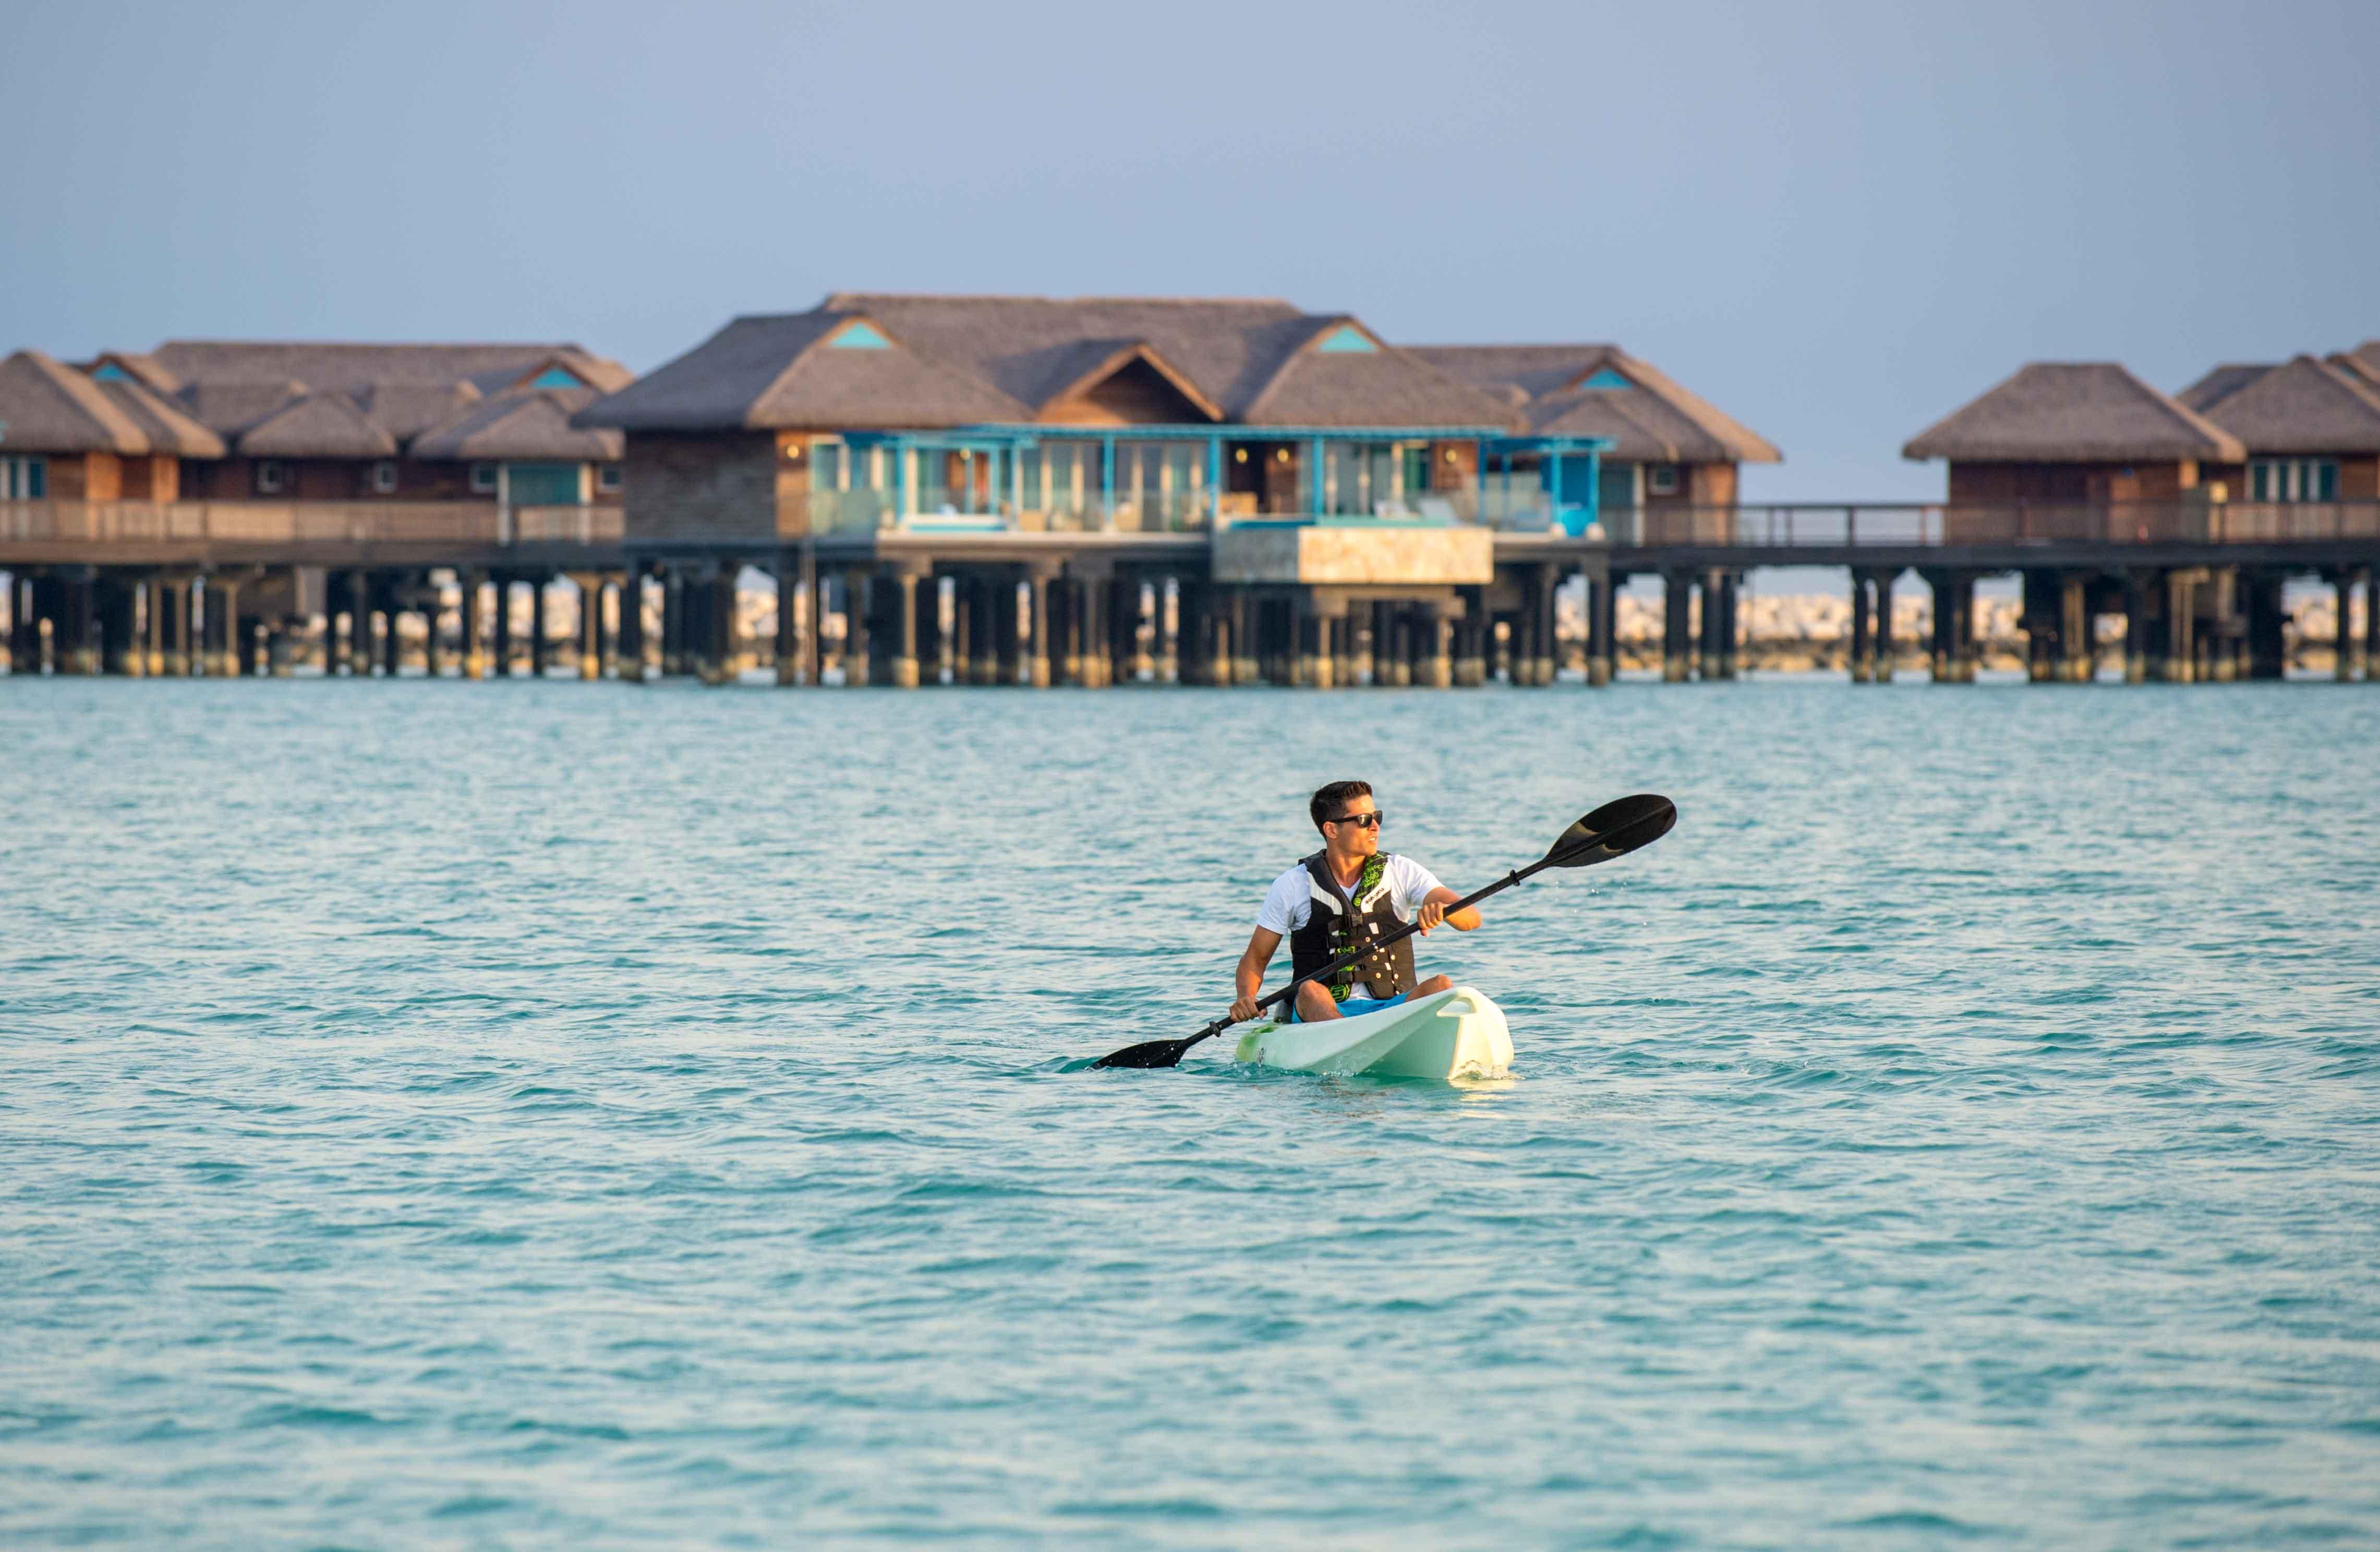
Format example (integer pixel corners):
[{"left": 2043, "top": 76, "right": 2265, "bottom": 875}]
[
  {"left": 2340, "top": 569, "right": 2370, "bottom": 682},
  {"left": 1662, "top": 572, "right": 1692, "bottom": 683},
  {"left": 1850, "top": 572, "right": 1874, "bottom": 683}
]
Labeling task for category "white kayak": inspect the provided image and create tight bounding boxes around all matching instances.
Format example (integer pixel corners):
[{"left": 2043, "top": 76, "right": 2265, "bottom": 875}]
[{"left": 1231, "top": 986, "right": 1513, "bottom": 1080}]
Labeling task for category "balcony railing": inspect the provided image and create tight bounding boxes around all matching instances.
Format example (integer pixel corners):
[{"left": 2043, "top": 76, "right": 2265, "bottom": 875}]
[
  {"left": 805, "top": 485, "right": 1590, "bottom": 536},
  {"left": 8, "top": 495, "right": 2375, "bottom": 554},
  {"left": 0, "top": 499, "right": 622, "bottom": 548},
  {"left": 1624, "top": 501, "right": 2380, "bottom": 548}
]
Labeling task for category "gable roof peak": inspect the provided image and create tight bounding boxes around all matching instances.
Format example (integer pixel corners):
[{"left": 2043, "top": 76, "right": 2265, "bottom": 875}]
[{"left": 1904, "top": 361, "right": 2244, "bottom": 464}]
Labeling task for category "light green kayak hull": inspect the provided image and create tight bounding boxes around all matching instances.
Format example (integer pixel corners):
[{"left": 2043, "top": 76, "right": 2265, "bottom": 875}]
[{"left": 1230, "top": 987, "right": 1513, "bottom": 1079}]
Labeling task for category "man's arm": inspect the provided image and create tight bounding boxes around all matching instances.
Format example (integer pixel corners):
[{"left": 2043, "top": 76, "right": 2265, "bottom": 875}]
[
  {"left": 1416, "top": 886, "right": 1481, "bottom": 933},
  {"left": 1229, "top": 927, "right": 1282, "bottom": 1022}
]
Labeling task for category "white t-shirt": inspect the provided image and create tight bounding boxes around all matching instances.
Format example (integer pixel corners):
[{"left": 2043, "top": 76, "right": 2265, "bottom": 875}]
[{"left": 1257, "top": 853, "right": 1446, "bottom": 937}]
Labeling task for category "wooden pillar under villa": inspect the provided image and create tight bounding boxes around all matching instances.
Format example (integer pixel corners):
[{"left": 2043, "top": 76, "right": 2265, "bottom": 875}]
[
  {"left": 1587, "top": 577, "right": 1614, "bottom": 687},
  {"left": 965, "top": 576, "right": 994, "bottom": 686},
  {"left": 659, "top": 569, "right": 685, "bottom": 677},
  {"left": 1452, "top": 591, "right": 1484, "bottom": 687},
  {"left": 93, "top": 575, "right": 131, "bottom": 676},
  {"left": 991, "top": 574, "right": 1020, "bottom": 686},
  {"left": 1707, "top": 573, "right": 1728, "bottom": 681},
  {"left": 889, "top": 568, "right": 924, "bottom": 689},
  {"left": 618, "top": 568, "right": 648, "bottom": 683},
  {"left": 343, "top": 570, "right": 369, "bottom": 676},
  {"left": 2364, "top": 572, "right": 2378, "bottom": 683},
  {"left": 837, "top": 568, "right": 867, "bottom": 686},
  {"left": 1850, "top": 572, "right": 1874, "bottom": 683},
  {"left": 1535, "top": 565, "right": 1561, "bottom": 686},
  {"left": 533, "top": 575, "right": 557, "bottom": 678},
  {"left": 1225, "top": 591, "right": 1253, "bottom": 686},
  {"left": 158, "top": 576, "right": 190, "bottom": 676},
  {"left": 6, "top": 574, "right": 28, "bottom": 674},
  {"left": 2061, "top": 573, "right": 2091, "bottom": 683},
  {"left": 708, "top": 568, "right": 741, "bottom": 686},
  {"left": 1158, "top": 578, "right": 1179, "bottom": 684},
  {"left": 1025, "top": 568, "right": 1053, "bottom": 688},
  {"left": 2339, "top": 569, "right": 2369, "bottom": 682},
  {"left": 456, "top": 571, "right": 483, "bottom": 680},
  {"left": 775, "top": 562, "right": 801, "bottom": 686},
  {"left": 573, "top": 575, "right": 601, "bottom": 680},
  {"left": 493, "top": 575, "right": 514, "bottom": 677},
  {"left": 1661, "top": 572, "right": 1692, "bottom": 683},
  {"left": 2162, "top": 571, "right": 2196, "bottom": 684},
  {"left": 199, "top": 576, "right": 236, "bottom": 677},
  {"left": 1874, "top": 573, "right": 1896, "bottom": 683}
]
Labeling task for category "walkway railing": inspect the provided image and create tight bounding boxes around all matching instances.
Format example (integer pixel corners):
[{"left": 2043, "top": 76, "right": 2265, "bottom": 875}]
[
  {"left": 0, "top": 499, "right": 621, "bottom": 548},
  {"left": 8, "top": 496, "right": 2377, "bottom": 552},
  {"left": 1630, "top": 501, "right": 2380, "bottom": 548}
]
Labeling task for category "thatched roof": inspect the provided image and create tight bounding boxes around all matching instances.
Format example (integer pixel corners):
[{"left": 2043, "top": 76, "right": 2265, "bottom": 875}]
[
  {"left": 576, "top": 311, "right": 1030, "bottom": 432},
  {"left": 1411, "top": 344, "right": 1780, "bottom": 462},
  {"left": 352, "top": 381, "right": 481, "bottom": 441},
  {"left": 2331, "top": 343, "right": 2380, "bottom": 390},
  {"left": 0, "top": 350, "right": 155, "bottom": 454},
  {"left": 583, "top": 295, "right": 1519, "bottom": 433},
  {"left": 2191, "top": 355, "right": 2380, "bottom": 455},
  {"left": 1903, "top": 363, "right": 2244, "bottom": 463},
  {"left": 95, "top": 379, "right": 225, "bottom": 457},
  {"left": 1235, "top": 317, "right": 1518, "bottom": 429},
  {"left": 411, "top": 389, "right": 623, "bottom": 460},
  {"left": 149, "top": 340, "right": 630, "bottom": 397},
  {"left": 176, "top": 379, "right": 309, "bottom": 435},
  {"left": 236, "top": 392, "right": 400, "bottom": 458},
  {"left": 2176, "top": 363, "right": 2273, "bottom": 414}
]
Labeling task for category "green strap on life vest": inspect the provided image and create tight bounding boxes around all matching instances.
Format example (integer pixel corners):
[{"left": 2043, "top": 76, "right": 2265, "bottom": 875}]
[{"left": 1328, "top": 852, "right": 1392, "bottom": 1003}]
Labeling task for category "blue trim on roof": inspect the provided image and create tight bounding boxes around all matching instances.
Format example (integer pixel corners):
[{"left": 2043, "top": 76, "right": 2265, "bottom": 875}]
[
  {"left": 1581, "top": 368, "right": 1632, "bottom": 390},
  {"left": 831, "top": 322, "right": 892, "bottom": 350},
  {"left": 526, "top": 366, "right": 586, "bottom": 390},
  {"left": 1317, "top": 325, "right": 1377, "bottom": 354},
  {"left": 91, "top": 362, "right": 132, "bottom": 382}
]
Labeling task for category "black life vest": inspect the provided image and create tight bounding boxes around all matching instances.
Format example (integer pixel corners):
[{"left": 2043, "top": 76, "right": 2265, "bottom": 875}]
[{"left": 1288, "top": 850, "right": 1417, "bottom": 1002}]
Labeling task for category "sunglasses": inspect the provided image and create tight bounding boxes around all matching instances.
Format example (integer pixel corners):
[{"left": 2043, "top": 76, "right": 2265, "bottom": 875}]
[{"left": 1328, "top": 811, "right": 1384, "bottom": 830}]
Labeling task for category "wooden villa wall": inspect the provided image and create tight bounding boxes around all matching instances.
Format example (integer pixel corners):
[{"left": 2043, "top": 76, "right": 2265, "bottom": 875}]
[
  {"left": 1948, "top": 460, "right": 2201, "bottom": 505},
  {"left": 622, "top": 431, "right": 786, "bottom": 541}
]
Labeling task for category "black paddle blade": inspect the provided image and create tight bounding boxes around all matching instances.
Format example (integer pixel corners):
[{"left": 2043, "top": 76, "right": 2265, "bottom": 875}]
[
  {"left": 1091, "top": 1037, "right": 1192, "bottom": 1070},
  {"left": 1544, "top": 793, "right": 1677, "bottom": 868}
]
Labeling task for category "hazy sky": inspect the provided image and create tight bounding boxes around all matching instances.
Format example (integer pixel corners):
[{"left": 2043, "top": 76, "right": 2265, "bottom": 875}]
[{"left": 6, "top": 0, "right": 2374, "bottom": 499}]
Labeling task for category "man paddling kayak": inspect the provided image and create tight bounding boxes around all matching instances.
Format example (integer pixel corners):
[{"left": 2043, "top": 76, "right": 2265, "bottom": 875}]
[{"left": 1228, "top": 780, "right": 1482, "bottom": 1025}]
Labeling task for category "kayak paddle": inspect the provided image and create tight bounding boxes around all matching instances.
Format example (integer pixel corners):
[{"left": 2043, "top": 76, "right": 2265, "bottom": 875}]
[{"left": 1090, "top": 792, "right": 1677, "bottom": 1070}]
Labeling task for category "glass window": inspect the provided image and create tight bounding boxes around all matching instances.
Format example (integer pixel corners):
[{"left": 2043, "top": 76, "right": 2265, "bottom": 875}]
[
  {"left": 26, "top": 457, "right": 42, "bottom": 499},
  {"left": 371, "top": 460, "right": 398, "bottom": 493},
  {"left": 1022, "top": 450, "right": 1044, "bottom": 508},
  {"left": 2317, "top": 460, "right": 2339, "bottom": 501},
  {"left": 597, "top": 463, "right": 623, "bottom": 492},
  {"left": 811, "top": 444, "right": 842, "bottom": 491},
  {"left": 257, "top": 460, "right": 286, "bottom": 494},
  {"left": 470, "top": 462, "right": 497, "bottom": 493},
  {"left": 1648, "top": 464, "right": 1682, "bottom": 496}
]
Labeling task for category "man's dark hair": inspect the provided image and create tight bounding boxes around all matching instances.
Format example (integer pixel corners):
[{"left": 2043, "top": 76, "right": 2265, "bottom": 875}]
[{"left": 1310, "top": 780, "right": 1372, "bottom": 834}]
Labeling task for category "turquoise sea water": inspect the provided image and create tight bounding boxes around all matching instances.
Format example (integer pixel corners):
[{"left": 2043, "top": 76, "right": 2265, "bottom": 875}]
[{"left": 4, "top": 675, "right": 2378, "bottom": 1548}]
